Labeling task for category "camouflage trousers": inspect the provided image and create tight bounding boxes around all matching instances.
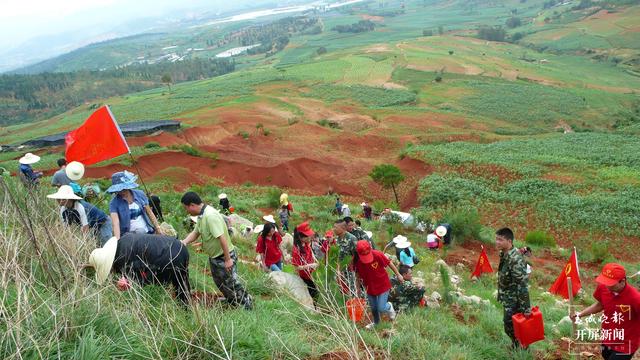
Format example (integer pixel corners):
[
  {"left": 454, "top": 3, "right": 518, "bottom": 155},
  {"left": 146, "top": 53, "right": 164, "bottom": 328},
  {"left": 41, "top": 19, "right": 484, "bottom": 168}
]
[
  {"left": 209, "top": 251, "right": 253, "bottom": 310},
  {"left": 503, "top": 305, "right": 526, "bottom": 347}
]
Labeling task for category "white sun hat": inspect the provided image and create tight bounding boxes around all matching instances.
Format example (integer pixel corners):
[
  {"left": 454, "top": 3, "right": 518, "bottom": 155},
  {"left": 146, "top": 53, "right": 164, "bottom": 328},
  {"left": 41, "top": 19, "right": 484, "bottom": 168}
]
[
  {"left": 396, "top": 241, "right": 412, "bottom": 249},
  {"left": 360, "top": 202, "right": 366, "bottom": 206},
  {"left": 218, "top": 193, "right": 228, "bottom": 199},
  {"left": 19, "top": 153, "right": 40, "bottom": 165},
  {"left": 342, "top": 204, "right": 349, "bottom": 208},
  {"left": 65, "top": 161, "right": 85, "bottom": 181},
  {"left": 436, "top": 226, "right": 448, "bottom": 237},
  {"left": 262, "top": 215, "right": 276, "bottom": 224},
  {"left": 392, "top": 235, "right": 408, "bottom": 244},
  {"left": 88, "top": 237, "right": 118, "bottom": 284},
  {"left": 253, "top": 224, "right": 265, "bottom": 233},
  {"left": 47, "top": 185, "right": 82, "bottom": 200},
  {"left": 365, "top": 231, "right": 373, "bottom": 239}
]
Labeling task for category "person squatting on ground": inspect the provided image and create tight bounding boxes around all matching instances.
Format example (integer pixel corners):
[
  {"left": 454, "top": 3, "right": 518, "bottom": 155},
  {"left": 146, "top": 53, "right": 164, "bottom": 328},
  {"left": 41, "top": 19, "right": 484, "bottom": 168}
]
[
  {"left": 180, "top": 191, "right": 252, "bottom": 310},
  {"left": 495, "top": 227, "right": 531, "bottom": 349},
  {"left": 18, "top": 153, "right": 43, "bottom": 187},
  {"left": 361, "top": 202, "right": 372, "bottom": 221},
  {"left": 218, "top": 193, "right": 230, "bottom": 214},
  {"left": 396, "top": 239, "right": 418, "bottom": 268},
  {"left": 87, "top": 233, "right": 191, "bottom": 306},
  {"left": 107, "top": 171, "right": 163, "bottom": 239},
  {"left": 572, "top": 263, "right": 640, "bottom": 360},
  {"left": 353, "top": 240, "right": 402, "bottom": 329},
  {"left": 48, "top": 185, "right": 113, "bottom": 246},
  {"left": 292, "top": 222, "right": 320, "bottom": 307},
  {"left": 389, "top": 265, "right": 426, "bottom": 312},
  {"left": 255, "top": 222, "right": 283, "bottom": 272}
]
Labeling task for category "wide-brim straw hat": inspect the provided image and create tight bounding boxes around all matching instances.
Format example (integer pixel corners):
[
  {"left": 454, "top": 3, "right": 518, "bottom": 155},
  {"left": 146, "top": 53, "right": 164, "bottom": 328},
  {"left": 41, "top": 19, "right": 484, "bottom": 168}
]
[
  {"left": 218, "top": 193, "right": 228, "bottom": 199},
  {"left": 396, "top": 241, "right": 412, "bottom": 249},
  {"left": 392, "top": 235, "right": 408, "bottom": 244},
  {"left": 65, "top": 161, "right": 85, "bottom": 181},
  {"left": 19, "top": 153, "right": 40, "bottom": 165},
  {"left": 88, "top": 237, "right": 118, "bottom": 284},
  {"left": 262, "top": 215, "right": 276, "bottom": 224},
  {"left": 365, "top": 231, "right": 373, "bottom": 239},
  {"left": 253, "top": 224, "right": 265, "bottom": 233},
  {"left": 47, "top": 185, "right": 82, "bottom": 200},
  {"left": 435, "top": 226, "right": 448, "bottom": 237}
]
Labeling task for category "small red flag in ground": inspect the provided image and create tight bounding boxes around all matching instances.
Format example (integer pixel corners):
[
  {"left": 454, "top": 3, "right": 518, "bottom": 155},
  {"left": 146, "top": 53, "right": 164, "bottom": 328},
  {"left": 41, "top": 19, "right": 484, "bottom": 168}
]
[
  {"left": 471, "top": 245, "right": 494, "bottom": 278},
  {"left": 548, "top": 247, "right": 582, "bottom": 299},
  {"left": 65, "top": 105, "right": 129, "bottom": 166}
]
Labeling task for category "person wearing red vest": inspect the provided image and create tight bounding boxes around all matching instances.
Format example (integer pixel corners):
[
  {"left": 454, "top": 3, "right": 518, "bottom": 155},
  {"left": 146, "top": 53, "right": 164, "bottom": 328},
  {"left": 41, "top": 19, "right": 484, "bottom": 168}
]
[{"left": 573, "top": 263, "right": 640, "bottom": 359}]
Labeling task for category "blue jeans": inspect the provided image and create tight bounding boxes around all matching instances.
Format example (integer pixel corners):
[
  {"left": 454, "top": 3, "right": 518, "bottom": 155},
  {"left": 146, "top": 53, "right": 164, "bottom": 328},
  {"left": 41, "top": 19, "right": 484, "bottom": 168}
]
[
  {"left": 269, "top": 261, "right": 283, "bottom": 272},
  {"left": 97, "top": 217, "right": 113, "bottom": 246},
  {"left": 367, "top": 290, "right": 391, "bottom": 324}
]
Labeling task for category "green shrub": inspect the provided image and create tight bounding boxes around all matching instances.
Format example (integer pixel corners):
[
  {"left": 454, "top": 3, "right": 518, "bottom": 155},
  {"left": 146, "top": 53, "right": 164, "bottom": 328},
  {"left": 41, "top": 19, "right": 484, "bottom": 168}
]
[
  {"left": 439, "top": 264, "right": 453, "bottom": 305},
  {"left": 144, "top": 142, "right": 161, "bottom": 149},
  {"left": 239, "top": 131, "right": 250, "bottom": 139},
  {"left": 524, "top": 230, "right": 556, "bottom": 247},
  {"left": 590, "top": 241, "right": 610, "bottom": 263},
  {"left": 266, "top": 187, "right": 281, "bottom": 209},
  {"left": 441, "top": 207, "right": 483, "bottom": 245}
]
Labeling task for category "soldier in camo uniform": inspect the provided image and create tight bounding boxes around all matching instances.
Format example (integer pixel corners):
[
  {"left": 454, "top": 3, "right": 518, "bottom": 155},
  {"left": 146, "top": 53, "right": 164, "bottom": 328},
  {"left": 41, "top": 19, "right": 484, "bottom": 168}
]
[
  {"left": 333, "top": 218, "right": 359, "bottom": 295},
  {"left": 496, "top": 227, "right": 531, "bottom": 349},
  {"left": 344, "top": 217, "right": 375, "bottom": 249},
  {"left": 389, "top": 265, "right": 425, "bottom": 311}
]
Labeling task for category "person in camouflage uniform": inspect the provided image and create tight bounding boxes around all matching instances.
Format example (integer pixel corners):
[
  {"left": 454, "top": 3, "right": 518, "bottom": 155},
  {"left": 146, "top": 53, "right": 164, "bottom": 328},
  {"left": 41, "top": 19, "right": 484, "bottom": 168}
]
[
  {"left": 496, "top": 227, "right": 531, "bottom": 349},
  {"left": 344, "top": 217, "right": 375, "bottom": 249},
  {"left": 333, "top": 218, "right": 359, "bottom": 295},
  {"left": 389, "top": 265, "right": 425, "bottom": 311}
]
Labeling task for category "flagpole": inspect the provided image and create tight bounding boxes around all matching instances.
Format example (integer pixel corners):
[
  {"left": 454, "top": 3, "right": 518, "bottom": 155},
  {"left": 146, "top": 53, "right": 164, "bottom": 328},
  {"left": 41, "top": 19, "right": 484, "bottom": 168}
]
[
  {"left": 128, "top": 153, "right": 152, "bottom": 198},
  {"left": 567, "top": 276, "right": 577, "bottom": 358}
]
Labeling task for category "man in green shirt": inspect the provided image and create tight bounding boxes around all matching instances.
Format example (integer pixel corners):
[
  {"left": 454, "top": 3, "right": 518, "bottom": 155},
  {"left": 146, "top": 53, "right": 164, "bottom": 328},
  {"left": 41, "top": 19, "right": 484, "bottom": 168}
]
[{"left": 181, "top": 192, "right": 252, "bottom": 310}]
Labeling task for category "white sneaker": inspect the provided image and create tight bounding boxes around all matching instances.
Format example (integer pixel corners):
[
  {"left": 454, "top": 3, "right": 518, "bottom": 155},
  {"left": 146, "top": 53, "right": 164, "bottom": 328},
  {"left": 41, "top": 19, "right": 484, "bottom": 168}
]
[
  {"left": 365, "top": 322, "right": 376, "bottom": 330},
  {"left": 387, "top": 302, "right": 396, "bottom": 320}
]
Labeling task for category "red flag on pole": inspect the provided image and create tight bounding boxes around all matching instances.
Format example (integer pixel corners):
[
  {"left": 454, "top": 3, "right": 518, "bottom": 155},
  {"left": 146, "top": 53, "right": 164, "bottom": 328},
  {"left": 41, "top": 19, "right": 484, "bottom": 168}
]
[
  {"left": 471, "top": 245, "right": 494, "bottom": 278},
  {"left": 65, "top": 105, "right": 129, "bottom": 166},
  {"left": 548, "top": 247, "right": 582, "bottom": 299}
]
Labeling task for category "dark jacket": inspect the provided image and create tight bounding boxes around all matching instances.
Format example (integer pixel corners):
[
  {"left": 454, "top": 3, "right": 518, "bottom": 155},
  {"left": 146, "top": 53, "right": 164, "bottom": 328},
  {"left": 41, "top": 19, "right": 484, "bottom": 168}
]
[{"left": 112, "top": 233, "right": 191, "bottom": 304}]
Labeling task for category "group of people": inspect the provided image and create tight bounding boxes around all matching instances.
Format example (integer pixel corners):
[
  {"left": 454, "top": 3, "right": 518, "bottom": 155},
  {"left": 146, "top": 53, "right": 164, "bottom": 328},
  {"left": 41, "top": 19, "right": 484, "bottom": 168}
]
[{"left": 14, "top": 153, "right": 640, "bottom": 357}]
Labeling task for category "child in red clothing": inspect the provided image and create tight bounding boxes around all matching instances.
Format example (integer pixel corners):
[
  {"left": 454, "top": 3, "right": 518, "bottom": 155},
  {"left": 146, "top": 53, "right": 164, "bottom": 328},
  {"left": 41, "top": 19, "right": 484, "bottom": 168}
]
[
  {"left": 292, "top": 222, "right": 319, "bottom": 304},
  {"left": 353, "top": 240, "right": 403, "bottom": 328},
  {"left": 255, "top": 223, "right": 283, "bottom": 271}
]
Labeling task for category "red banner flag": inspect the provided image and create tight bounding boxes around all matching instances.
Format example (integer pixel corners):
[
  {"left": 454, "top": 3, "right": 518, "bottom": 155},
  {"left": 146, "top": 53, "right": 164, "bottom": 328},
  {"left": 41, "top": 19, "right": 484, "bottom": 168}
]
[
  {"left": 548, "top": 247, "right": 582, "bottom": 299},
  {"left": 471, "top": 245, "right": 493, "bottom": 278},
  {"left": 65, "top": 105, "right": 129, "bottom": 166}
]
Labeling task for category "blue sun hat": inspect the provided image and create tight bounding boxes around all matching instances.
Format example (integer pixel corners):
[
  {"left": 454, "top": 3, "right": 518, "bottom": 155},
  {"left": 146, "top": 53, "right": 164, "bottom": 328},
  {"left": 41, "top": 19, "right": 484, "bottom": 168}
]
[{"left": 106, "top": 171, "right": 139, "bottom": 193}]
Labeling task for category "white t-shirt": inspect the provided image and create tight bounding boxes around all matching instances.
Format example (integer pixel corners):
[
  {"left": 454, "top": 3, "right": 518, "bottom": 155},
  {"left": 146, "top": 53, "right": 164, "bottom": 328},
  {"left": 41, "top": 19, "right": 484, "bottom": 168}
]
[
  {"left": 128, "top": 202, "right": 149, "bottom": 234},
  {"left": 59, "top": 202, "right": 88, "bottom": 227}
]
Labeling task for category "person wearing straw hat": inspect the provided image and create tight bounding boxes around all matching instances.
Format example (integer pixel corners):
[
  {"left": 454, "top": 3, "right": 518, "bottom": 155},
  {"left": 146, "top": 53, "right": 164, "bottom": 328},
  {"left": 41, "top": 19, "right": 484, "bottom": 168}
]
[
  {"left": 51, "top": 158, "right": 72, "bottom": 187},
  {"left": 572, "top": 263, "right": 640, "bottom": 359},
  {"left": 396, "top": 239, "right": 418, "bottom": 268},
  {"left": 361, "top": 202, "right": 372, "bottom": 221},
  {"left": 341, "top": 203, "right": 351, "bottom": 217},
  {"left": 353, "top": 240, "right": 402, "bottom": 329},
  {"left": 18, "top": 153, "right": 43, "bottom": 186},
  {"left": 87, "top": 233, "right": 192, "bottom": 305},
  {"left": 47, "top": 185, "right": 113, "bottom": 246},
  {"left": 107, "top": 171, "right": 162, "bottom": 239},
  {"left": 383, "top": 234, "right": 409, "bottom": 254},
  {"left": 180, "top": 191, "right": 252, "bottom": 310},
  {"left": 218, "top": 193, "right": 230, "bottom": 214}
]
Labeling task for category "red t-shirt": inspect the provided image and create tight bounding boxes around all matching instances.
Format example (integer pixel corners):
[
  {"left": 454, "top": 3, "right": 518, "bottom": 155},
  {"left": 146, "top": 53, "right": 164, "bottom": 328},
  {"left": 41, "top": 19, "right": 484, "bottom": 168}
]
[
  {"left": 255, "top": 233, "right": 283, "bottom": 267},
  {"left": 354, "top": 250, "right": 392, "bottom": 296},
  {"left": 292, "top": 243, "right": 315, "bottom": 280},
  {"left": 593, "top": 283, "right": 640, "bottom": 354}
]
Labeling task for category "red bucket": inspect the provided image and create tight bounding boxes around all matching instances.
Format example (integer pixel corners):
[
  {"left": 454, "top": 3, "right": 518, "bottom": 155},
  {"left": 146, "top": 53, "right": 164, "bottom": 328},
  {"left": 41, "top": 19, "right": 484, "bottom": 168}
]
[
  {"left": 346, "top": 298, "right": 367, "bottom": 322},
  {"left": 512, "top": 306, "right": 545, "bottom": 347}
]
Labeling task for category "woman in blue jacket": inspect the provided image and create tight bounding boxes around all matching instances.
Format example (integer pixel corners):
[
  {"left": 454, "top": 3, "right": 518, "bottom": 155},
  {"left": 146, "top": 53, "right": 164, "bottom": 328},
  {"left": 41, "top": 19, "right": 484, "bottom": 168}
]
[{"left": 107, "top": 171, "right": 163, "bottom": 239}]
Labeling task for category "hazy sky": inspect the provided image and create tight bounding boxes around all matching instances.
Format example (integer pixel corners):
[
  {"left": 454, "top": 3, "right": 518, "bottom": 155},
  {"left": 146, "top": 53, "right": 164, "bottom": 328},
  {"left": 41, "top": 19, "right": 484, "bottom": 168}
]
[{"left": 0, "top": 0, "right": 259, "bottom": 49}]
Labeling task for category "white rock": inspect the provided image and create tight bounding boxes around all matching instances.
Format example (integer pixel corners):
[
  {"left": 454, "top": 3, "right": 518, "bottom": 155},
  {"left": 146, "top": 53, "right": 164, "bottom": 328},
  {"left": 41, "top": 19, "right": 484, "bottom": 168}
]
[
  {"left": 268, "top": 272, "right": 314, "bottom": 309},
  {"left": 558, "top": 316, "right": 572, "bottom": 326},
  {"left": 450, "top": 275, "right": 461, "bottom": 285},
  {"left": 481, "top": 300, "right": 490, "bottom": 306},
  {"left": 435, "top": 259, "right": 449, "bottom": 268},
  {"left": 468, "top": 295, "right": 482, "bottom": 305},
  {"left": 426, "top": 300, "right": 440, "bottom": 308},
  {"left": 492, "top": 290, "right": 498, "bottom": 298},
  {"left": 430, "top": 291, "right": 442, "bottom": 302}
]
